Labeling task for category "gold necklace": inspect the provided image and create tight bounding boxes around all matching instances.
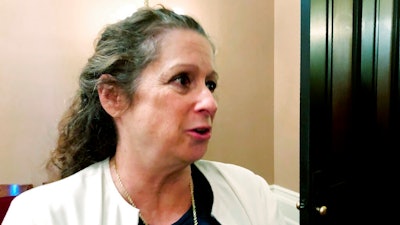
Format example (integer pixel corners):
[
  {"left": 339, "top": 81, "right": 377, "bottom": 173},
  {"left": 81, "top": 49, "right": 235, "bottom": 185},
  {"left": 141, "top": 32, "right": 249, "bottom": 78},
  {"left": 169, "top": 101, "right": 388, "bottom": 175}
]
[{"left": 113, "top": 163, "right": 198, "bottom": 225}]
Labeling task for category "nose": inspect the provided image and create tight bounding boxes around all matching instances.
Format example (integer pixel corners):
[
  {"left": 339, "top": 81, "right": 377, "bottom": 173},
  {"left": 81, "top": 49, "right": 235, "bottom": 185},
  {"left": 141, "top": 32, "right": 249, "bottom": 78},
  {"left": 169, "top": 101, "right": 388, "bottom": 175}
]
[{"left": 194, "top": 87, "right": 218, "bottom": 119}]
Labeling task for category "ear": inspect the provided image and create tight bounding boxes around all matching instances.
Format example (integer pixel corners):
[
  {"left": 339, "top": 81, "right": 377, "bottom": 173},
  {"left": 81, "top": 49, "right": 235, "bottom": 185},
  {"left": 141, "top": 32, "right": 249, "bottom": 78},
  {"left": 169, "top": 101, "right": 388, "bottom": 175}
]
[{"left": 97, "top": 74, "right": 128, "bottom": 117}]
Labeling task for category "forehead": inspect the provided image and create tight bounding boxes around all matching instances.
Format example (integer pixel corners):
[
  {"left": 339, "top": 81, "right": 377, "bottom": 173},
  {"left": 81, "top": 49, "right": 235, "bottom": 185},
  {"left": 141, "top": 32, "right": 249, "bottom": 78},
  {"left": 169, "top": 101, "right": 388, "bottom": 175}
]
[
  {"left": 136, "top": 29, "right": 217, "bottom": 85},
  {"left": 157, "top": 29, "right": 214, "bottom": 62}
]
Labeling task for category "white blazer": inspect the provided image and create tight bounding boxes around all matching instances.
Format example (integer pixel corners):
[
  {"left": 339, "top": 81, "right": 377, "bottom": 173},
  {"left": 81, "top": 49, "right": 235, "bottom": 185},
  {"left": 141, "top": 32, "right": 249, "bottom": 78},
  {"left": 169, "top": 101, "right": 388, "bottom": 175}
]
[{"left": 2, "top": 158, "right": 286, "bottom": 225}]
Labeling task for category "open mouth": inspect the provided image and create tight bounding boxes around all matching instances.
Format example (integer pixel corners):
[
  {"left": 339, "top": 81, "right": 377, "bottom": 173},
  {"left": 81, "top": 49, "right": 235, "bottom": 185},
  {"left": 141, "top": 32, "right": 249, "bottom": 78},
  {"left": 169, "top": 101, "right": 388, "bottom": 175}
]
[{"left": 193, "top": 128, "right": 210, "bottom": 134}]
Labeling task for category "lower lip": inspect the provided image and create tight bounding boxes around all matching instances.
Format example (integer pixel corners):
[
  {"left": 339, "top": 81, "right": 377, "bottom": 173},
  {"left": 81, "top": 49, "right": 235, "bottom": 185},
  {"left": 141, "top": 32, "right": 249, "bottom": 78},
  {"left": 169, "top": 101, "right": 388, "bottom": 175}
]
[{"left": 187, "top": 131, "right": 211, "bottom": 141}]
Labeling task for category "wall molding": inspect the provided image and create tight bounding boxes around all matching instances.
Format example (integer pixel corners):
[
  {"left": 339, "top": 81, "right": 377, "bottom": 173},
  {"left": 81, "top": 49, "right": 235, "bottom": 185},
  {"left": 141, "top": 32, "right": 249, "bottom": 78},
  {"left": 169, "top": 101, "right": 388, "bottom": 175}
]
[{"left": 270, "top": 185, "right": 299, "bottom": 225}]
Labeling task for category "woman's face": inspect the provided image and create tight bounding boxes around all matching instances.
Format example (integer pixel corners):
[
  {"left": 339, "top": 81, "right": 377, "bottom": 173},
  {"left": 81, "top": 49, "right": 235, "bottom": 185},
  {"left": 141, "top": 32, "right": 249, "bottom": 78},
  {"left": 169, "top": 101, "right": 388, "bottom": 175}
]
[{"left": 119, "top": 29, "right": 218, "bottom": 166}]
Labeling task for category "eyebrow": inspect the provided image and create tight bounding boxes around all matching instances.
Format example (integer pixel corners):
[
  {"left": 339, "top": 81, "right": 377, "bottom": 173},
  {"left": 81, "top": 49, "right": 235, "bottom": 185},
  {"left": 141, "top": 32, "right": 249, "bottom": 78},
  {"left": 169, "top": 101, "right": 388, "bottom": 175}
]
[
  {"left": 169, "top": 63, "right": 219, "bottom": 79},
  {"left": 163, "top": 63, "right": 219, "bottom": 80}
]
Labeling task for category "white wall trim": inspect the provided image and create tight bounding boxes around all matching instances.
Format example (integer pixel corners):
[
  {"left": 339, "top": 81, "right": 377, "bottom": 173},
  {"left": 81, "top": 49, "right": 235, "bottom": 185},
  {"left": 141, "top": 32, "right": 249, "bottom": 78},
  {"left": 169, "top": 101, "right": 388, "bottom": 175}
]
[{"left": 270, "top": 185, "right": 299, "bottom": 225}]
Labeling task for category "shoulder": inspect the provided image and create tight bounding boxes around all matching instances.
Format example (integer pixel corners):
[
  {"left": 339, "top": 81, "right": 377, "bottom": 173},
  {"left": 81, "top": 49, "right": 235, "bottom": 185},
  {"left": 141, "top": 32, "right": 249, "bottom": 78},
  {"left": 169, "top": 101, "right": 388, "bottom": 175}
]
[
  {"left": 194, "top": 159, "right": 268, "bottom": 185},
  {"left": 3, "top": 159, "right": 110, "bottom": 224},
  {"left": 39, "top": 159, "right": 108, "bottom": 196},
  {"left": 194, "top": 159, "right": 272, "bottom": 197},
  {"left": 194, "top": 160, "right": 285, "bottom": 225}
]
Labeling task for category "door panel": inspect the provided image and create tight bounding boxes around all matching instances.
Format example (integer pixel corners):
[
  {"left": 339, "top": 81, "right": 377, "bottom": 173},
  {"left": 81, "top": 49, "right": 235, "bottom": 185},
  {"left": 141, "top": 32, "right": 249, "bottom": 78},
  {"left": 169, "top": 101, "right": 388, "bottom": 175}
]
[{"left": 300, "top": 0, "right": 399, "bottom": 224}]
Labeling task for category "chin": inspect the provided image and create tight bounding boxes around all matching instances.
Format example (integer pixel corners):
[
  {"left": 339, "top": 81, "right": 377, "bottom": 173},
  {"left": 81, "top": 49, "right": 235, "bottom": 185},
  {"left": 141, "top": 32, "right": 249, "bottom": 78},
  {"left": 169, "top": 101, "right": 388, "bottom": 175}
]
[{"left": 190, "top": 149, "right": 207, "bottom": 162}]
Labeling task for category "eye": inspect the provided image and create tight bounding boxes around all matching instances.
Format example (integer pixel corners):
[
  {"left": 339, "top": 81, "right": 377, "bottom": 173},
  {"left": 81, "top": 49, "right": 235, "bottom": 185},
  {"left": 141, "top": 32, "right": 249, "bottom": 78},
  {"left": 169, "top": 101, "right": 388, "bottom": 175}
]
[
  {"left": 206, "top": 80, "right": 217, "bottom": 92},
  {"left": 171, "top": 72, "right": 191, "bottom": 87}
]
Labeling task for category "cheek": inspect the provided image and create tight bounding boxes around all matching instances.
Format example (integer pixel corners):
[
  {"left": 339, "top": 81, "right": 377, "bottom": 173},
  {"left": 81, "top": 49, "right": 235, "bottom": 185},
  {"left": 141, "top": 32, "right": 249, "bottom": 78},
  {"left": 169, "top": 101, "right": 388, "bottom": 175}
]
[
  {"left": 153, "top": 102, "right": 193, "bottom": 141},
  {"left": 132, "top": 84, "right": 193, "bottom": 132},
  {"left": 133, "top": 96, "right": 184, "bottom": 131}
]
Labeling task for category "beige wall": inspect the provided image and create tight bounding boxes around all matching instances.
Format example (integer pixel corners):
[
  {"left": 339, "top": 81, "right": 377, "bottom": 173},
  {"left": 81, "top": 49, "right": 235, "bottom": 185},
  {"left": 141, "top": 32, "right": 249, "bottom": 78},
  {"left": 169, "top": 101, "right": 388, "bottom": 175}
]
[
  {"left": 0, "top": 0, "right": 299, "bottom": 193},
  {"left": 274, "top": 1, "right": 300, "bottom": 192}
]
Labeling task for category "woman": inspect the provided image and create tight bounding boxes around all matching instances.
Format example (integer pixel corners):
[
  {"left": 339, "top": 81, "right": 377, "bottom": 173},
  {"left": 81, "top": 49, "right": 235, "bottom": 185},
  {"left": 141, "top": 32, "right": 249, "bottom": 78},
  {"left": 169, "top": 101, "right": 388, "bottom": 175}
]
[{"left": 3, "top": 5, "right": 286, "bottom": 225}]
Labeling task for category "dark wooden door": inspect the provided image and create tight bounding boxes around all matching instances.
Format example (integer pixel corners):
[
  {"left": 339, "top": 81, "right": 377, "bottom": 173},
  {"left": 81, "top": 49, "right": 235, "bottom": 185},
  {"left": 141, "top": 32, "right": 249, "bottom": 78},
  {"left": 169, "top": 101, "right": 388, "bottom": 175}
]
[{"left": 299, "top": 0, "right": 399, "bottom": 224}]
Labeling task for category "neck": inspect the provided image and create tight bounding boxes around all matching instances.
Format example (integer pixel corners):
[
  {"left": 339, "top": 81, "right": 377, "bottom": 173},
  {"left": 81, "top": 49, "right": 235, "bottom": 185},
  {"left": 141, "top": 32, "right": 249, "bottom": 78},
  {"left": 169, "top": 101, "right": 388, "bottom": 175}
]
[{"left": 110, "top": 157, "right": 195, "bottom": 224}]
